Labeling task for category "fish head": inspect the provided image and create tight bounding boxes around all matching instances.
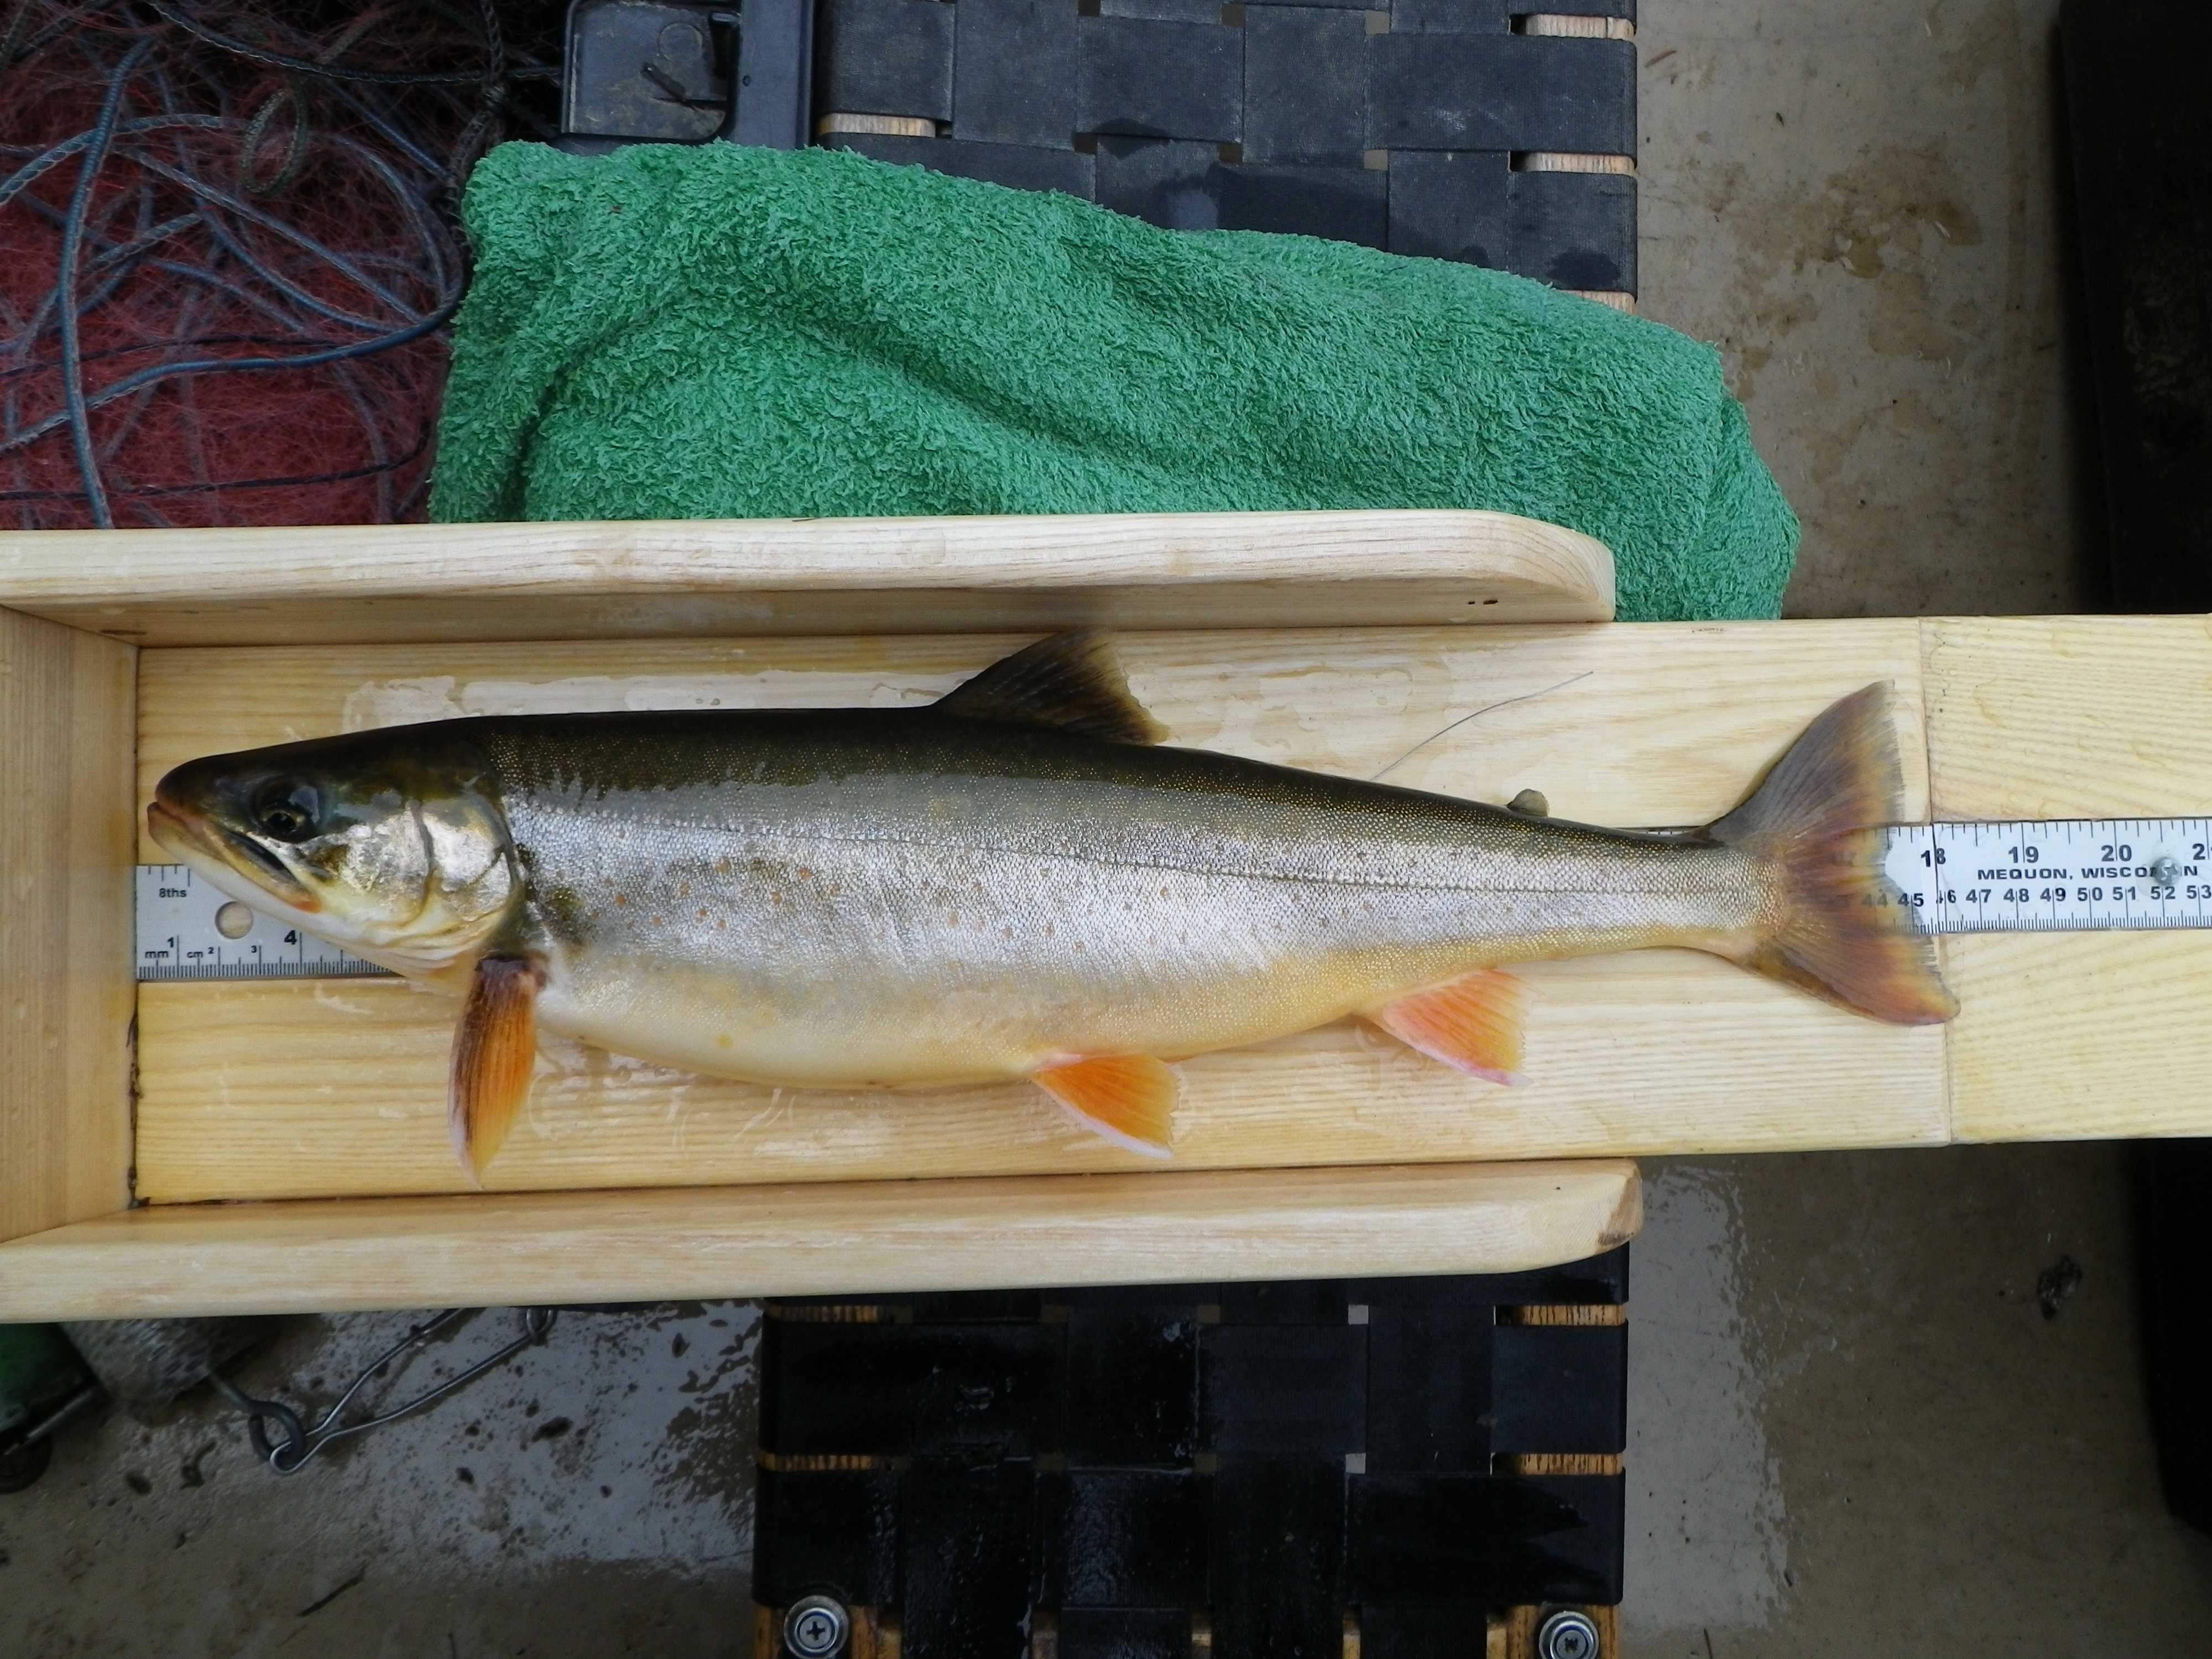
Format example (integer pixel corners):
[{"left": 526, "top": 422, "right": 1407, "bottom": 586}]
[{"left": 148, "top": 729, "right": 519, "bottom": 981}]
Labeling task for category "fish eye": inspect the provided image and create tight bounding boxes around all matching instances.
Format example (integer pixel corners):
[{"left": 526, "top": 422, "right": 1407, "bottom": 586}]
[{"left": 249, "top": 778, "right": 320, "bottom": 843}]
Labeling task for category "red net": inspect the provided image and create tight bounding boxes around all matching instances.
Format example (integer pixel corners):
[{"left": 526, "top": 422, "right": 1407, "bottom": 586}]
[{"left": 0, "top": 2, "right": 560, "bottom": 528}]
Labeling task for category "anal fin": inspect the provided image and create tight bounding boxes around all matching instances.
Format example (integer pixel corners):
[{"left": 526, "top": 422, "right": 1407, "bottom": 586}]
[
  {"left": 1032, "top": 1054, "right": 1178, "bottom": 1159},
  {"left": 449, "top": 956, "right": 544, "bottom": 1183},
  {"left": 1366, "top": 968, "right": 1530, "bottom": 1086}
]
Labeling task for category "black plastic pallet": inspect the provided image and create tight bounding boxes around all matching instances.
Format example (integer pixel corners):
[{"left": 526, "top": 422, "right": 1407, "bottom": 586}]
[
  {"left": 560, "top": 0, "right": 1638, "bottom": 294},
  {"left": 753, "top": 1249, "right": 1627, "bottom": 1658},
  {"left": 816, "top": 0, "right": 1637, "bottom": 291}
]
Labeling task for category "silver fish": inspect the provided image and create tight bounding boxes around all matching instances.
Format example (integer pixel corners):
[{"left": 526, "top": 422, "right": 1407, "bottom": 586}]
[{"left": 148, "top": 634, "right": 1954, "bottom": 1176}]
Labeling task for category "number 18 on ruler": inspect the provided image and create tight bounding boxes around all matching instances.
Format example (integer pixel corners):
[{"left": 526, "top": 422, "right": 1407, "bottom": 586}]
[{"left": 1883, "top": 820, "right": 2212, "bottom": 934}]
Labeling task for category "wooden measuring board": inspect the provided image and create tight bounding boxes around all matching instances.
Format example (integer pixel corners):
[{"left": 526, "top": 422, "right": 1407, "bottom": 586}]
[
  {"left": 5, "top": 508, "right": 2209, "bottom": 1319},
  {"left": 127, "top": 622, "right": 1952, "bottom": 1204},
  {"left": 1, "top": 508, "right": 1646, "bottom": 1320},
  {"left": 113, "top": 615, "right": 2212, "bottom": 1207}
]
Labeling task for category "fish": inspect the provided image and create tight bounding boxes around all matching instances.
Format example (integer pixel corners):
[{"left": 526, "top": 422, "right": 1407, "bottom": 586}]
[{"left": 148, "top": 633, "right": 1956, "bottom": 1180}]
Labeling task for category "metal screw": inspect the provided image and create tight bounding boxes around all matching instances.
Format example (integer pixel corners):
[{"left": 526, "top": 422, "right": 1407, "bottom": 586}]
[
  {"left": 1536, "top": 1608, "right": 1601, "bottom": 1659},
  {"left": 782, "top": 1595, "right": 851, "bottom": 1658}
]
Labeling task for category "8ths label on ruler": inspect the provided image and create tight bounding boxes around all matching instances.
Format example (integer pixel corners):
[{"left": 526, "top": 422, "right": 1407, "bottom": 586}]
[
  {"left": 1884, "top": 820, "right": 2212, "bottom": 934},
  {"left": 135, "top": 865, "right": 393, "bottom": 980}
]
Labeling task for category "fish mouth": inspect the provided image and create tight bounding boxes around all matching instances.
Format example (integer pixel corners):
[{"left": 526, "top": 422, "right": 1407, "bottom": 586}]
[{"left": 146, "top": 800, "right": 319, "bottom": 912}]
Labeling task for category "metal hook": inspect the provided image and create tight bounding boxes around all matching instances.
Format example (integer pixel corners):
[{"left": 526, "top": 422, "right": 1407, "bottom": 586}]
[{"left": 212, "top": 1307, "right": 556, "bottom": 1475}]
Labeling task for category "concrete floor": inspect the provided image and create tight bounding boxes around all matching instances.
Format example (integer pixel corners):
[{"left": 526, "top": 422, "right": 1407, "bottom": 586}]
[
  {"left": 1625, "top": 1151, "right": 2212, "bottom": 1656},
  {"left": 1639, "top": 0, "right": 2103, "bottom": 618},
  {"left": 7, "top": 1, "right": 2206, "bottom": 1653},
  {"left": 0, "top": 1304, "right": 762, "bottom": 1656}
]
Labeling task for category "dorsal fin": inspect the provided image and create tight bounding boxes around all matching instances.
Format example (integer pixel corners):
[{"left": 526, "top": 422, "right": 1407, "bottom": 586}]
[{"left": 935, "top": 632, "right": 1166, "bottom": 744}]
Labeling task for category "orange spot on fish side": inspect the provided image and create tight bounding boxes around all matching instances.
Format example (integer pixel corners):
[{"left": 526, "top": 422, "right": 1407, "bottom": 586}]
[
  {"left": 716, "top": 858, "right": 731, "bottom": 874},
  {"left": 677, "top": 881, "right": 691, "bottom": 898},
  {"left": 613, "top": 894, "right": 627, "bottom": 906},
  {"left": 716, "top": 1034, "right": 733, "bottom": 1048},
  {"left": 697, "top": 908, "right": 708, "bottom": 920}
]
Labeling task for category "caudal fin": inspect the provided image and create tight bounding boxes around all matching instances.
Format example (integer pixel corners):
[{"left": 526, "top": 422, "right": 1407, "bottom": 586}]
[{"left": 1708, "top": 684, "right": 1957, "bottom": 1025}]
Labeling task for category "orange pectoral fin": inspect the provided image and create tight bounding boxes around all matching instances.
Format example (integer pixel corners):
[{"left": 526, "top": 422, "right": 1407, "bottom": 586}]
[
  {"left": 1032, "top": 1055, "right": 1178, "bottom": 1159},
  {"left": 1366, "top": 968, "right": 1530, "bottom": 1086},
  {"left": 448, "top": 956, "right": 544, "bottom": 1183}
]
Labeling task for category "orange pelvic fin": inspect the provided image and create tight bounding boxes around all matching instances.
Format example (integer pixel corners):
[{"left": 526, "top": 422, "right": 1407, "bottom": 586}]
[
  {"left": 1032, "top": 1053, "right": 1178, "bottom": 1159},
  {"left": 1367, "top": 968, "right": 1530, "bottom": 1086},
  {"left": 449, "top": 956, "right": 544, "bottom": 1183}
]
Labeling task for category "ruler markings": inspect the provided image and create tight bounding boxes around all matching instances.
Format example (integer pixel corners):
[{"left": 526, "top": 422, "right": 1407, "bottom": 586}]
[
  {"left": 1881, "top": 818, "right": 2212, "bottom": 935},
  {"left": 135, "top": 864, "right": 393, "bottom": 980},
  {"left": 135, "top": 817, "right": 2212, "bottom": 980}
]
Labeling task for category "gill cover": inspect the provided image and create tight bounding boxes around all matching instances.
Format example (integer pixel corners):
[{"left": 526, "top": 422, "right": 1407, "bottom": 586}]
[{"left": 148, "top": 728, "right": 522, "bottom": 982}]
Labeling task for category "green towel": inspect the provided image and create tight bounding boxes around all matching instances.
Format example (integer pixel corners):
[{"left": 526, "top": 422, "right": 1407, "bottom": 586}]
[{"left": 433, "top": 140, "right": 1798, "bottom": 622}]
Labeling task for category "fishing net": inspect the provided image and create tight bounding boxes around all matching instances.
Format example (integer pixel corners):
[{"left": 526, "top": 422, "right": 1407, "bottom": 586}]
[{"left": 0, "top": 1, "right": 562, "bottom": 529}]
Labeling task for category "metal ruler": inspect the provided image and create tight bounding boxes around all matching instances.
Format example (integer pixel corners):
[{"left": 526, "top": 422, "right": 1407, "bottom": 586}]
[
  {"left": 135, "top": 818, "right": 2212, "bottom": 981},
  {"left": 135, "top": 865, "right": 392, "bottom": 980},
  {"left": 1880, "top": 818, "right": 2212, "bottom": 934}
]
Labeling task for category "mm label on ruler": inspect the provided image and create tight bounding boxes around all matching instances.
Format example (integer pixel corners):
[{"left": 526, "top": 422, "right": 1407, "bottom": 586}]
[
  {"left": 135, "top": 865, "right": 393, "bottom": 981},
  {"left": 1884, "top": 819, "right": 2212, "bottom": 934}
]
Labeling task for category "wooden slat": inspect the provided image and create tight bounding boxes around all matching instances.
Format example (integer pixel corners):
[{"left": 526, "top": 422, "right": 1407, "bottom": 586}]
[
  {"left": 1944, "top": 932, "right": 2212, "bottom": 1141},
  {"left": 134, "top": 623, "right": 1927, "bottom": 852},
  {"left": 0, "top": 510, "right": 1616, "bottom": 647},
  {"left": 1495, "top": 1453, "right": 1623, "bottom": 1475},
  {"left": 0, "top": 1159, "right": 1643, "bottom": 1321},
  {"left": 1926, "top": 615, "right": 2212, "bottom": 1143},
  {"left": 129, "top": 622, "right": 1939, "bottom": 1202},
  {"left": 1922, "top": 615, "right": 2212, "bottom": 820},
  {"left": 0, "top": 607, "right": 134, "bottom": 1244},
  {"left": 133, "top": 957, "right": 1944, "bottom": 1201}
]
